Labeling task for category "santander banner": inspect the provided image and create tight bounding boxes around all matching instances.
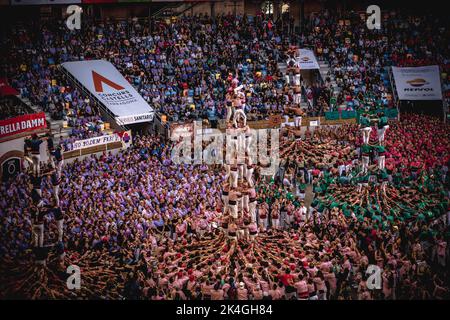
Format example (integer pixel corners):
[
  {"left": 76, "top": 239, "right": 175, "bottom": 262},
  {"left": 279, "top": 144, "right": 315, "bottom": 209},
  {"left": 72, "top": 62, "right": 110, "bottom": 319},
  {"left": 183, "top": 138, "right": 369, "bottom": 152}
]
[
  {"left": 0, "top": 112, "right": 47, "bottom": 139},
  {"left": 61, "top": 60, "right": 154, "bottom": 125}
]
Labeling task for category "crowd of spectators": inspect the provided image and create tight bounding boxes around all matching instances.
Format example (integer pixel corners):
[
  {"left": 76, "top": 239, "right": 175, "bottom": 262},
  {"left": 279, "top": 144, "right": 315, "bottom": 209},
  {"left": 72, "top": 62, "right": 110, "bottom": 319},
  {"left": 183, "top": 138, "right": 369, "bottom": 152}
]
[
  {"left": 300, "top": 11, "right": 449, "bottom": 113},
  {"left": 0, "top": 9, "right": 449, "bottom": 300},
  {"left": 1, "top": 14, "right": 292, "bottom": 124},
  {"left": 0, "top": 97, "right": 33, "bottom": 121},
  {"left": 1, "top": 111, "right": 449, "bottom": 299},
  {"left": 1, "top": 11, "right": 448, "bottom": 125}
]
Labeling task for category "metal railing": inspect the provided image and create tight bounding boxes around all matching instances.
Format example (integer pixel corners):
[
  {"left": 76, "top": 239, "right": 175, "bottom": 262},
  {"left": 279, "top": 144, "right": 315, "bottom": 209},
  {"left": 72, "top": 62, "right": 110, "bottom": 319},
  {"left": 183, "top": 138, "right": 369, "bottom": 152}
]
[{"left": 151, "top": 1, "right": 203, "bottom": 19}]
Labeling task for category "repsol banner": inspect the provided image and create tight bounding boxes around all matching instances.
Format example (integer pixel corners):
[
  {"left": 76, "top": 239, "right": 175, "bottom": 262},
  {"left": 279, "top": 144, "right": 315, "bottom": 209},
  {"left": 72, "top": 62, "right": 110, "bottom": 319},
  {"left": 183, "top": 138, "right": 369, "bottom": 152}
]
[
  {"left": 72, "top": 131, "right": 132, "bottom": 151},
  {"left": 296, "top": 49, "right": 320, "bottom": 70},
  {"left": 0, "top": 112, "right": 47, "bottom": 139},
  {"left": 392, "top": 65, "right": 443, "bottom": 100}
]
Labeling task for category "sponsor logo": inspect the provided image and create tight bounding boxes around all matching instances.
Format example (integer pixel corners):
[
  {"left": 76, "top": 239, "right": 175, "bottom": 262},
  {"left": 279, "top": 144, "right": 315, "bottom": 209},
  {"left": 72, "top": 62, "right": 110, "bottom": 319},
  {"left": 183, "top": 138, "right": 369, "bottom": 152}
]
[
  {"left": 91, "top": 70, "right": 136, "bottom": 106},
  {"left": 0, "top": 113, "right": 47, "bottom": 138},
  {"left": 122, "top": 132, "right": 131, "bottom": 143},
  {"left": 301, "top": 57, "right": 310, "bottom": 62},
  {"left": 134, "top": 114, "right": 152, "bottom": 121},
  {"left": 116, "top": 113, "right": 153, "bottom": 125},
  {"left": 404, "top": 88, "right": 434, "bottom": 92},
  {"left": 92, "top": 70, "right": 124, "bottom": 92},
  {"left": 406, "top": 78, "right": 429, "bottom": 87},
  {"left": 0, "top": 118, "right": 46, "bottom": 136}
]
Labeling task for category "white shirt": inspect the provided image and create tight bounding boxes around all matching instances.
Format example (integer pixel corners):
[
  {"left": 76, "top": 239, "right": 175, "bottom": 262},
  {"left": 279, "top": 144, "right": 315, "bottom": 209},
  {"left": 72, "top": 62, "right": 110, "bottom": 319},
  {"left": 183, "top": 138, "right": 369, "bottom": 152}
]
[{"left": 339, "top": 165, "right": 346, "bottom": 176}]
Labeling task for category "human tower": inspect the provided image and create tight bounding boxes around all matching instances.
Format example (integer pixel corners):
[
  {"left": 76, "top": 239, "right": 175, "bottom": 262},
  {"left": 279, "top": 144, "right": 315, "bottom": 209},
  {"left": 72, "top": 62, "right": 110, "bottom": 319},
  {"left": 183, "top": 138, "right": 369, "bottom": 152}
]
[{"left": 220, "top": 73, "right": 260, "bottom": 241}]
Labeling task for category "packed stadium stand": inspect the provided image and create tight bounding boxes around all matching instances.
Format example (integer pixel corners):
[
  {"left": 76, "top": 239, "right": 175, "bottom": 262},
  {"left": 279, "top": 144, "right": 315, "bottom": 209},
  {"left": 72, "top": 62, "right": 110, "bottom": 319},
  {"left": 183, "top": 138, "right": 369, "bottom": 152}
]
[{"left": 0, "top": 0, "right": 448, "bottom": 301}]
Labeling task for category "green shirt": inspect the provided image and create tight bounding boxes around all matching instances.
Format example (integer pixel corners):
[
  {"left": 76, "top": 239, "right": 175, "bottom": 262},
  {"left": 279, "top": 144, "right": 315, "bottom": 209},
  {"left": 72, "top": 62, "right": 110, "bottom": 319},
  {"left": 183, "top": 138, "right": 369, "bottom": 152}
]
[
  {"left": 343, "top": 209, "right": 351, "bottom": 217},
  {"left": 376, "top": 145, "right": 386, "bottom": 153},
  {"left": 330, "top": 201, "right": 339, "bottom": 209},
  {"left": 378, "top": 169, "right": 389, "bottom": 181},
  {"left": 317, "top": 203, "right": 325, "bottom": 212},
  {"left": 360, "top": 116, "right": 371, "bottom": 128},
  {"left": 361, "top": 144, "right": 371, "bottom": 155},
  {"left": 360, "top": 174, "right": 370, "bottom": 183},
  {"left": 378, "top": 116, "right": 388, "bottom": 129}
]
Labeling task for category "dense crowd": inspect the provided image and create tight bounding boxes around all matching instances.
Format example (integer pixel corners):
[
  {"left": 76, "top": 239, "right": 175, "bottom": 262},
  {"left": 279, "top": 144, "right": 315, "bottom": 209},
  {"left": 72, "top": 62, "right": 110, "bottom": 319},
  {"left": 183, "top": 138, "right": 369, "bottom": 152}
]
[
  {"left": 1, "top": 110, "right": 449, "bottom": 299},
  {"left": 0, "top": 97, "right": 32, "bottom": 121},
  {"left": 300, "top": 11, "right": 449, "bottom": 112},
  {"left": 0, "top": 8, "right": 449, "bottom": 300},
  {"left": 3, "top": 10, "right": 447, "bottom": 128},
  {"left": 58, "top": 115, "right": 105, "bottom": 151},
  {"left": 1, "top": 14, "right": 292, "bottom": 124}
]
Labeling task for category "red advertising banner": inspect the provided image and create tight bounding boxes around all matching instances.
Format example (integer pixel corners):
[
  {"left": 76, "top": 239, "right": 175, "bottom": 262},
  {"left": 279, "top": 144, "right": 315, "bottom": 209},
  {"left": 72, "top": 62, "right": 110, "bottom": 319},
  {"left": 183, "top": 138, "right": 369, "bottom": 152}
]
[
  {"left": 0, "top": 112, "right": 47, "bottom": 139},
  {"left": 0, "top": 78, "right": 19, "bottom": 97}
]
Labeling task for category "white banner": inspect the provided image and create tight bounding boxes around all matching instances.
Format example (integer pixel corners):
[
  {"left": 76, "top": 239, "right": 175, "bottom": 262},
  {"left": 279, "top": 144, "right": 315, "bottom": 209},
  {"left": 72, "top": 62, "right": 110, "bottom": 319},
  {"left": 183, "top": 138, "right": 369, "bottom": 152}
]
[
  {"left": 72, "top": 131, "right": 132, "bottom": 151},
  {"left": 116, "top": 113, "right": 154, "bottom": 125},
  {"left": 296, "top": 49, "right": 320, "bottom": 70},
  {"left": 392, "top": 65, "right": 443, "bottom": 100},
  {"left": 61, "top": 60, "right": 154, "bottom": 125},
  {"left": 309, "top": 120, "right": 320, "bottom": 127}
]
